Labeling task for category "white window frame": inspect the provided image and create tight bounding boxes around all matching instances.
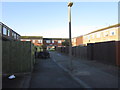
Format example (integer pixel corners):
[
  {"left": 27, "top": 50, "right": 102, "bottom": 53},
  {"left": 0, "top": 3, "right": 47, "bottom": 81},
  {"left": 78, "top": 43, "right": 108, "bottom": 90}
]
[
  {"left": 8, "top": 29, "right": 10, "bottom": 36},
  {"left": 92, "top": 34, "right": 94, "bottom": 39},
  {"left": 12, "top": 32, "right": 14, "bottom": 37},
  {"left": 38, "top": 40, "right": 43, "bottom": 43},
  {"left": 14, "top": 33, "right": 16, "bottom": 39},
  {"left": 0, "top": 25, "right": 2, "bottom": 33},
  {"left": 83, "top": 36, "right": 86, "bottom": 40},
  {"left": 58, "top": 40, "right": 62, "bottom": 43},
  {"left": 26, "top": 39, "right": 30, "bottom": 41},
  {"left": 96, "top": 33, "right": 101, "bottom": 38},
  {"left": 87, "top": 35, "right": 90, "bottom": 40},
  {"left": 17, "top": 35, "right": 19, "bottom": 39},
  {"left": 3, "top": 27, "right": 7, "bottom": 35},
  {"left": 52, "top": 40, "right": 54, "bottom": 43},
  {"left": 32, "top": 40, "right": 35, "bottom": 43},
  {"left": 46, "top": 40, "right": 51, "bottom": 43}
]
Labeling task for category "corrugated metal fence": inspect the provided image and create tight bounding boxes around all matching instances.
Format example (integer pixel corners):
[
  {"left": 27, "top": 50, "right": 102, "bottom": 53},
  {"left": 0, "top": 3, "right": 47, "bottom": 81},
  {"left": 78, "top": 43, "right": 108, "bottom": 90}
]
[{"left": 2, "top": 41, "right": 35, "bottom": 74}]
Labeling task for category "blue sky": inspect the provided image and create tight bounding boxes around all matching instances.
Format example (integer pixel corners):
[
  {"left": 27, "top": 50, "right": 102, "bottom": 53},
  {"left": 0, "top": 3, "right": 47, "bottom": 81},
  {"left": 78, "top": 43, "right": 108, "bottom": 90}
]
[{"left": 1, "top": 2, "right": 118, "bottom": 38}]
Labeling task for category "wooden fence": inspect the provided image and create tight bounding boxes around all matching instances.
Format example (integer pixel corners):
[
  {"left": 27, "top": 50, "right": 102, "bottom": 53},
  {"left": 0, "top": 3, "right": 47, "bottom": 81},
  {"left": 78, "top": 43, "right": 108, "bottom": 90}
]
[
  {"left": 115, "top": 41, "right": 120, "bottom": 66},
  {"left": 2, "top": 41, "right": 35, "bottom": 74},
  {"left": 56, "top": 41, "right": 120, "bottom": 66},
  {"left": 87, "top": 41, "right": 116, "bottom": 65},
  {"left": 56, "top": 46, "right": 87, "bottom": 60},
  {"left": 87, "top": 41, "right": 120, "bottom": 66}
]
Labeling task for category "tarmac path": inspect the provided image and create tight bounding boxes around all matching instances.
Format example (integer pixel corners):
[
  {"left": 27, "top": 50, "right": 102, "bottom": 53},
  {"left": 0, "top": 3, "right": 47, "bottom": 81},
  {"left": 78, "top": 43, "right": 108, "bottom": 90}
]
[{"left": 29, "top": 58, "right": 82, "bottom": 88}]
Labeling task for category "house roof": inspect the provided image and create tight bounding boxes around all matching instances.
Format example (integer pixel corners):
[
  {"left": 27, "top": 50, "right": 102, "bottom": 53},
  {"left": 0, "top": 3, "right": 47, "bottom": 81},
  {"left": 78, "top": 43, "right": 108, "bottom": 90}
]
[
  {"left": 1, "top": 22, "right": 21, "bottom": 36},
  {"left": 72, "top": 35, "right": 83, "bottom": 39},
  {"left": 21, "top": 36, "right": 43, "bottom": 39},
  {"left": 85, "top": 23, "right": 120, "bottom": 35},
  {"left": 43, "top": 38, "right": 69, "bottom": 40}
]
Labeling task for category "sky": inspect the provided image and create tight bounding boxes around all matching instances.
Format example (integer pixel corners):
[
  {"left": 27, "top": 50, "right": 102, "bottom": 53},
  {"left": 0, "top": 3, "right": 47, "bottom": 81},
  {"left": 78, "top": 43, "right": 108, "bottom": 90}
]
[{"left": 1, "top": 1, "right": 118, "bottom": 38}]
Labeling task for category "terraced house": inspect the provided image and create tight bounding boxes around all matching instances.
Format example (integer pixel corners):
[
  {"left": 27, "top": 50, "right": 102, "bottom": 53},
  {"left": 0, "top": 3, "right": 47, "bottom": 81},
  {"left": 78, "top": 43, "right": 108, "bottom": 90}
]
[
  {"left": 83, "top": 23, "right": 120, "bottom": 45},
  {"left": 72, "top": 35, "right": 83, "bottom": 46},
  {"left": 43, "top": 38, "right": 69, "bottom": 49},
  {"left": 21, "top": 36, "right": 69, "bottom": 49},
  {"left": 72, "top": 23, "right": 120, "bottom": 46},
  {"left": 20, "top": 36, "right": 43, "bottom": 46},
  {"left": 0, "top": 22, "right": 21, "bottom": 41}
]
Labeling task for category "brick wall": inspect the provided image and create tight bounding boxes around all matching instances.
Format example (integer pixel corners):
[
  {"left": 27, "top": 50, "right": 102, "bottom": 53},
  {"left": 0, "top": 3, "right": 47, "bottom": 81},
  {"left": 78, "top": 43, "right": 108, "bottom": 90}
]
[{"left": 76, "top": 36, "right": 83, "bottom": 46}]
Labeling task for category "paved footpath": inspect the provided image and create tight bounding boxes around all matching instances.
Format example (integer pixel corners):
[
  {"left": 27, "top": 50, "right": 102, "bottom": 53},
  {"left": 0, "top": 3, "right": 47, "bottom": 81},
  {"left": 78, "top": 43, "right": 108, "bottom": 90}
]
[
  {"left": 50, "top": 51, "right": 120, "bottom": 88},
  {"left": 29, "top": 58, "right": 83, "bottom": 88}
]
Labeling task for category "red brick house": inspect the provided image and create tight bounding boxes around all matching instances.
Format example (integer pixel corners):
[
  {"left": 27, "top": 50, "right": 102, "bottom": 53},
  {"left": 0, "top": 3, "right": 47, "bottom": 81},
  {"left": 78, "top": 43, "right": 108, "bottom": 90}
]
[
  {"left": 76, "top": 36, "right": 83, "bottom": 46},
  {"left": 72, "top": 35, "right": 83, "bottom": 46},
  {"left": 43, "top": 38, "right": 69, "bottom": 49},
  {"left": 20, "top": 36, "right": 69, "bottom": 49},
  {"left": 20, "top": 36, "right": 43, "bottom": 46}
]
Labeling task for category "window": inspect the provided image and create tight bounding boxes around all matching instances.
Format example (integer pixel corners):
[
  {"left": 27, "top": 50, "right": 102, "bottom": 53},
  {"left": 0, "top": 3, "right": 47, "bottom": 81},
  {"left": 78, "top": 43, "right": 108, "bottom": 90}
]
[
  {"left": 46, "top": 40, "right": 50, "bottom": 43},
  {"left": 0, "top": 24, "right": 2, "bottom": 33},
  {"left": 110, "top": 30, "right": 116, "bottom": 36},
  {"left": 32, "top": 40, "right": 35, "bottom": 43},
  {"left": 3, "top": 27, "right": 7, "bottom": 35},
  {"left": 96, "top": 33, "right": 101, "bottom": 38},
  {"left": 21, "top": 39, "right": 24, "bottom": 41},
  {"left": 8, "top": 29, "right": 10, "bottom": 36},
  {"left": 38, "top": 40, "right": 43, "bottom": 43},
  {"left": 92, "top": 34, "right": 94, "bottom": 39},
  {"left": 73, "top": 38, "right": 76, "bottom": 42},
  {"left": 17, "top": 35, "right": 19, "bottom": 39},
  {"left": 12, "top": 32, "right": 14, "bottom": 37},
  {"left": 87, "top": 35, "right": 90, "bottom": 40},
  {"left": 58, "top": 40, "right": 62, "bottom": 43},
  {"left": 14, "top": 33, "right": 16, "bottom": 39},
  {"left": 104, "top": 32, "right": 108, "bottom": 37},
  {"left": 52, "top": 40, "right": 54, "bottom": 43},
  {"left": 25, "top": 39, "right": 30, "bottom": 41},
  {"left": 83, "top": 36, "right": 87, "bottom": 40}
]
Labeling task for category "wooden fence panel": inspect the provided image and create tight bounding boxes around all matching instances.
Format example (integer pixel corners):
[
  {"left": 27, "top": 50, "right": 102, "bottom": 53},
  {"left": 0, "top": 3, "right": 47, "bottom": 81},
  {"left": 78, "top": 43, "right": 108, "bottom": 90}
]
[
  {"left": 87, "top": 43, "right": 94, "bottom": 60},
  {"left": 93, "top": 41, "right": 116, "bottom": 65},
  {"left": 56, "top": 46, "right": 87, "bottom": 60},
  {"left": 56, "top": 41, "right": 119, "bottom": 66},
  {"left": 116, "top": 41, "right": 120, "bottom": 66},
  {"left": 2, "top": 41, "right": 35, "bottom": 74}
]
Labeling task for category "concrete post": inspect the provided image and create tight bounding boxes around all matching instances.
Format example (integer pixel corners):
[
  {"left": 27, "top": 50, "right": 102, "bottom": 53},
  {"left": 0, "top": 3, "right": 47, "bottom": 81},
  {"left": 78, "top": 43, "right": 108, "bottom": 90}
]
[{"left": 68, "top": 2, "right": 73, "bottom": 71}]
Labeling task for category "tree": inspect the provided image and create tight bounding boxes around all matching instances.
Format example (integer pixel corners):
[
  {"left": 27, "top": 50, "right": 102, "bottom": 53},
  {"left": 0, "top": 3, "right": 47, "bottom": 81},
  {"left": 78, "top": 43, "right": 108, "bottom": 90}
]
[{"left": 62, "top": 40, "right": 69, "bottom": 46}]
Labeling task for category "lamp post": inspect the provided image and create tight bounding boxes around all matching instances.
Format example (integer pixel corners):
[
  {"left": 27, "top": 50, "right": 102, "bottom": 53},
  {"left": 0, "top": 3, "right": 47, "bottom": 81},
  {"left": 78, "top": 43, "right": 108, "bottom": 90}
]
[{"left": 68, "top": 2, "right": 73, "bottom": 71}]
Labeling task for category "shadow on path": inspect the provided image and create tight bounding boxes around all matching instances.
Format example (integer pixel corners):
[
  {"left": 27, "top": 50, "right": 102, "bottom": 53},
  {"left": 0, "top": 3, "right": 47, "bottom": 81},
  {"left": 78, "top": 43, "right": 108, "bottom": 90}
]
[{"left": 29, "top": 58, "right": 82, "bottom": 88}]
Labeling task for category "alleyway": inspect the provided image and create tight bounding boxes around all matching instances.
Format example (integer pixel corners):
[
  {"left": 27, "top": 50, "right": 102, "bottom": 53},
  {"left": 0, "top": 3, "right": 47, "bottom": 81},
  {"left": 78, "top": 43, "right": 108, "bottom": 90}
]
[
  {"left": 2, "top": 51, "right": 119, "bottom": 88},
  {"left": 29, "top": 58, "right": 82, "bottom": 88}
]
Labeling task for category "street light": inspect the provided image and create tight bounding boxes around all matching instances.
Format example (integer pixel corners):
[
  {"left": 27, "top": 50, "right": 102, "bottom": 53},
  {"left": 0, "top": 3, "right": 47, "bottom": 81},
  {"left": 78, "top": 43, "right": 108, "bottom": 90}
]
[{"left": 68, "top": 2, "right": 73, "bottom": 71}]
